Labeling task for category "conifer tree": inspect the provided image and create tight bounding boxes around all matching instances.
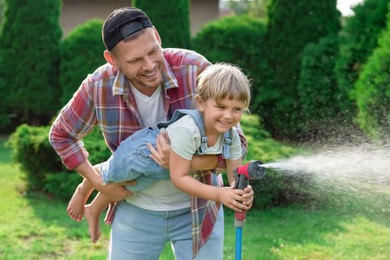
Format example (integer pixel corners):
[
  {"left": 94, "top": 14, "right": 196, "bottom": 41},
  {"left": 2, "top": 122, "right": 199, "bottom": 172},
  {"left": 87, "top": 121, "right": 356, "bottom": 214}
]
[
  {"left": 262, "top": 0, "right": 340, "bottom": 140},
  {"left": 353, "top": 7, "right": 390, "bottom": 140},
  {"left": 335, "top": 0, "right": 390, "bottom": 122},
  {"left": 0, "top": 0, "right": 62, "bottom": 125},
  {"left": 298, "top": 34, "right": 342, "bottom": 140}
]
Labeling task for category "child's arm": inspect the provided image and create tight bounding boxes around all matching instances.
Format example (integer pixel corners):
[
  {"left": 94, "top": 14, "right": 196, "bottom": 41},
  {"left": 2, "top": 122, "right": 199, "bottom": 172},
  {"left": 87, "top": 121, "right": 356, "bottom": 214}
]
[{"left": 169, "top": 150, "right": 248, "bottom": 212}]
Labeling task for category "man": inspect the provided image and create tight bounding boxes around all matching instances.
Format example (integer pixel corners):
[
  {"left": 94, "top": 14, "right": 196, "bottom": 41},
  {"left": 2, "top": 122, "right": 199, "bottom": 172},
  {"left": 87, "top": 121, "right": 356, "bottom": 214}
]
[{"left": 49, "top": 7, "right": 253, "bottom": 259}]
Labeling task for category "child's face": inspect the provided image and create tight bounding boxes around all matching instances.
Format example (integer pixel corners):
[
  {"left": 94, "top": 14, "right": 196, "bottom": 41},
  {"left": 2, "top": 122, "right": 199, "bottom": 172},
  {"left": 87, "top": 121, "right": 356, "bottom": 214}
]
[{"left": 198, "top": 97, "right": 245, "bottom": 135}]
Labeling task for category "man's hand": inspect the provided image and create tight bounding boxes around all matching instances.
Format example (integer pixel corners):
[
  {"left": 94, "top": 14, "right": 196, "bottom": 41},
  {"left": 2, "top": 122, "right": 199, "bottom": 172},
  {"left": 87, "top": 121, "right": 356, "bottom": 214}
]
[
  {"left": 92, "top": 163, "right": 136, "bottom": 201},
  {"left": 96, "top": 180, "right": 136, "bottom": 202},
  {"left": 148, "top": 131, "right": 171, "bottom": 169}
]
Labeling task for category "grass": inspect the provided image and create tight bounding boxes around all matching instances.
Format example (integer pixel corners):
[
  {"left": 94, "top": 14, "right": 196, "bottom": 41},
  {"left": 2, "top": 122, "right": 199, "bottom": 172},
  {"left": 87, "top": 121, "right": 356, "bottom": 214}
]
[{"left": 1, "top": 135, "right": 390, "bottom": 259}]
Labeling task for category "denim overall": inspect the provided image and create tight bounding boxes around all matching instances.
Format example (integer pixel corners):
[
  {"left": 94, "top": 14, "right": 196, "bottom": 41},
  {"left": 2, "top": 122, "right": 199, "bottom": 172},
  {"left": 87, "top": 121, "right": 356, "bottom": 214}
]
[{"left": 100, "top": 109, "right": 233, "bottom": 192}]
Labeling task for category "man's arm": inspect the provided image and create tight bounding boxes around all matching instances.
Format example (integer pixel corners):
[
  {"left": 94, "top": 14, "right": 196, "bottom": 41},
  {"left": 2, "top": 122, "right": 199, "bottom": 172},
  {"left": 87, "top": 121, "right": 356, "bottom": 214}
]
[
  {"left": 49, "top": 77, "right": 134, "bottom": 200},
  {"left": 188, "top": 155, "right": 218, "bottom": 170},
  {"left": 148, "top": 133, "right": 219, "bottom": 170},
  {"left": 74, "top": 160, "right": 134, "bottom": 201}
]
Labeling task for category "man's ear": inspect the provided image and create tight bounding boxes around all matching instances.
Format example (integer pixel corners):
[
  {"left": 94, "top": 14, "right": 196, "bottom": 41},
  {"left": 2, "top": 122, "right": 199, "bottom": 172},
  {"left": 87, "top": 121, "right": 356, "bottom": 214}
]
[
  {"left": 104, "top": 50, "right": 117, "bottom": 66},
  {"left": 153, "top": 27, "right": 162, "bottom": 46}
]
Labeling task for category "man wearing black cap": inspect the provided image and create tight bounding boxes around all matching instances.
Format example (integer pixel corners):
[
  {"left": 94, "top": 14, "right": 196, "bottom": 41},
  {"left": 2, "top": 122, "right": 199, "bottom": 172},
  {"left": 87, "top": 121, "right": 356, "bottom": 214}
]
[{"left": 49, "top": 7, "right": 253, "bottom": 259}]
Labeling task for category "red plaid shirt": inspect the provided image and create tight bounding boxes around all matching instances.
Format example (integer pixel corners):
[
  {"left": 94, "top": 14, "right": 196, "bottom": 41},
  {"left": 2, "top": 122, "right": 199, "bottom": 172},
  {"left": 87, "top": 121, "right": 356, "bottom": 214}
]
[{"left": 49, "top": 48, "right": 247, "bottom": 257}]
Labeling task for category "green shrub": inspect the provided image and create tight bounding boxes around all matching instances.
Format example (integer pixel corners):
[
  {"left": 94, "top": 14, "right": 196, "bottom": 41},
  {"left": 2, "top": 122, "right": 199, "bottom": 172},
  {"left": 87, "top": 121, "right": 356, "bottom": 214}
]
[
  {"left": 0, "top": 0, "right": 4, "bottom": 27},
  {"left": 192, "top": 15, "right": 265, "bottom": 65},
  {"left": 297, "top": 34, "right": 347, "bottom": 140},
  {"left": 353, "top": 9, "right": 390, "bottom": 140},
  {"left": 60, "top": 19, "right": 106, "bottom": 107},
  {"left": 134, "top": 0, "right": 190, "bottom": 48},
  {"left": 44, "top": 171, "right": 85, "bottom": 201},
  {"left": 7, "top": 124, "right": 111, "bottom": 200},
  {"left": 335, "top": 0, "right": 390, "bottom": 122},
  {"left": 192, "top": 15, "right": 269, "bottom": 118},
  {"left": 7, "top": 124, "right": 63, "bottom": 190},
  {"left": 0, "top": 54, "right": 10, "bottom": 130},
  {"left": 262, "top": 0, "right": 340, "bottom": 140},
  {"left": 81, "top": 127, "right": 112, "bottom": 165},
  {"left": 240, "top": 114, "right": 310, "bottom": 208},
  {"left": 45, "top": 127, "right": 111, "bottom": 200},
  {"left": 241, "top": 114, "right": 295, "bottom": 163}
]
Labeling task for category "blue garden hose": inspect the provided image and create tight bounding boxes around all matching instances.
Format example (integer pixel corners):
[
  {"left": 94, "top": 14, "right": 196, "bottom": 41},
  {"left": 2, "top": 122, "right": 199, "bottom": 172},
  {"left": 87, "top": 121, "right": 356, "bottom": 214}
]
[
  {"left": 235, "top": 221, "right": 244, "bottom": 260},
  {"left": 233, "top": 161, "right": 266, "bottom": 260}
]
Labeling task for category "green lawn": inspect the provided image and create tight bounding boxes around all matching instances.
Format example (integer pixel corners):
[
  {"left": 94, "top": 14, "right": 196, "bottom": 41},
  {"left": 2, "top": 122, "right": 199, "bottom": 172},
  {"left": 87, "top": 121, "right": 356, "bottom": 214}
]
[{"left": 1, "top": 136, "right": 390, "bottom": 259}]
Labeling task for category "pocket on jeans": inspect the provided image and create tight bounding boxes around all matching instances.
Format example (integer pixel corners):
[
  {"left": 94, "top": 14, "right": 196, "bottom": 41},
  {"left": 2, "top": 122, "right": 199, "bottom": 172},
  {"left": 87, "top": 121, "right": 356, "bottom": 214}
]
[{"left": 136, "top": 145, "right": 152, "bottom": 159}]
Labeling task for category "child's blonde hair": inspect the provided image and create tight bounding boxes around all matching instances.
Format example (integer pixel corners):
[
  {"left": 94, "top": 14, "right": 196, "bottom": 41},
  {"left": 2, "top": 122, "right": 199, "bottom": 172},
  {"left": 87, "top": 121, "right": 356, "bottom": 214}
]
[{"left": 196, "top": 63, "right": 251, "bottom": 109}]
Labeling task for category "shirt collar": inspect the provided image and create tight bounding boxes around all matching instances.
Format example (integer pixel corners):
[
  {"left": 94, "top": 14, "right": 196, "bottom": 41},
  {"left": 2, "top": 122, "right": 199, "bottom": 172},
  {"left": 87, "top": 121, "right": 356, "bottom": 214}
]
[
  {"left": 112, "top": 70, "right": 129, "bottom": 96},
  {"left": 161, "top": 57, "right": 178, "bottom": 90}
]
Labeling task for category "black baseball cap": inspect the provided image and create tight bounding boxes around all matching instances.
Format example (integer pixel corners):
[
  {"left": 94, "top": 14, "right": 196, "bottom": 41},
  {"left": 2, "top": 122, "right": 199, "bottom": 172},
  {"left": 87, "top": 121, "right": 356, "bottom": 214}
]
[{"left": 103, "top": 7, "right": 153, "bottom": 51}]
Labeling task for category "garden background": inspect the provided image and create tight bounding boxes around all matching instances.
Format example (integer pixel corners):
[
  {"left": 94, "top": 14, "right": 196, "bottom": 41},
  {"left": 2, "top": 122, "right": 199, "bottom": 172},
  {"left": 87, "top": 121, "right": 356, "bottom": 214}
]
[{"left": 0, "top": 0, "right": 390, "bottom": 259}]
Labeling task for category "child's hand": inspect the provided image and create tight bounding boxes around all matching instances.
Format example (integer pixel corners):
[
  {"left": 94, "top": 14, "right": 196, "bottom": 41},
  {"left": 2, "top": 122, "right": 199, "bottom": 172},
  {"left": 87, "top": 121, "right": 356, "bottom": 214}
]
[
  {"left": 217, "top": 187, "right": 248, "bottom": 212},
  {"left": 228, "top": 182, "right": 254, "bottom": 211},
  {"left": 242, "top": 185, "right": 254, "bottom": 210}
]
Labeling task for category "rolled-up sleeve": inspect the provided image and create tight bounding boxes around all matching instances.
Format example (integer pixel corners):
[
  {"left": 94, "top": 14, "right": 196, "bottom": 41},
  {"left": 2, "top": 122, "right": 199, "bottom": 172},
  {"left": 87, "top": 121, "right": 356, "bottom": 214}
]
[{"left": 49, "top": 79, "right": 96, "bottom": 170}]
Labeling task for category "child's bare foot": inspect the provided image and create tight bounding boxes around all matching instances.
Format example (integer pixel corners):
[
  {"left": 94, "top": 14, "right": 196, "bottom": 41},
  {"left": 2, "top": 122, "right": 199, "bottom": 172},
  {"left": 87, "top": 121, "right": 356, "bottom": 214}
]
[
  {"left": 84, "top": 204, "right": 101, "bottom": 243},
  {"left": 67, "top": 183, "right": 93, "bottom": 222}
]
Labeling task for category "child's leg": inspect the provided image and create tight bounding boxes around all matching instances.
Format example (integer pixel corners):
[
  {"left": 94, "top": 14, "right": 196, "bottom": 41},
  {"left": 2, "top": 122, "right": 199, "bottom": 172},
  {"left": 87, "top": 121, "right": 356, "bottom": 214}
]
[
  {"left": 84, "top": 192, "right": 112, "bottom": 243},
  {"left": 67, "top": 178, "right": 94, "bottom": 222}
]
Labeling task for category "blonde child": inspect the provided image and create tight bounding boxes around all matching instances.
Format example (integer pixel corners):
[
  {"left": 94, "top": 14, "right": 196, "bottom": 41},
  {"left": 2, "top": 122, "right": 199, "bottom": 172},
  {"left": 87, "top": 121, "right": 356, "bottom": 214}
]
[{"left": 72, "top": 63, "right": 251, "bottom": 242}]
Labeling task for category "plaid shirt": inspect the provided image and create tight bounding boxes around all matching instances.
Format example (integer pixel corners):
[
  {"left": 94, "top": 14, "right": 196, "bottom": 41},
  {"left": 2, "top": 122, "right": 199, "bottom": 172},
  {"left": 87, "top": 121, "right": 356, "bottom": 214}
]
[{"left": 49, "top": 48, "right": 247, "bottom": 257}]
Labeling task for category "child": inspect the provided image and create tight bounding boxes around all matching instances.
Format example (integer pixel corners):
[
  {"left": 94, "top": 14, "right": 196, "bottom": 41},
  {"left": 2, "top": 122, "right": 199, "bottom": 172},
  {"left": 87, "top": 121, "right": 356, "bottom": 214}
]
[{"left": 71, "top": 63, "right": 251, "bottom": 243}]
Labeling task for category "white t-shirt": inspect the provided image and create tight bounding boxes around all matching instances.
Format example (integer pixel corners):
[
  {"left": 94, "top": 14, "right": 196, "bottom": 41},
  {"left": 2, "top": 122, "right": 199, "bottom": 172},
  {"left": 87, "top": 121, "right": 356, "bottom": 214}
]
[
  {"left": 131, "top": 85, "right": 167, "bottom": 128},
  {"left": 127, "top": 85, "right": 190, "bottom": 211}
]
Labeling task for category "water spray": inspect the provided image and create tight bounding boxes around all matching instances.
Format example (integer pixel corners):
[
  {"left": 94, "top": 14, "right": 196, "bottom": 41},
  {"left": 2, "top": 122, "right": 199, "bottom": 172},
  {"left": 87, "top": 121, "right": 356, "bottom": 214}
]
[
  {"left": 260, "top": 144, "right": 390, "bottom": 216},
  {"left": 233, "top": 160, "right": 266, "bottom": 260}
]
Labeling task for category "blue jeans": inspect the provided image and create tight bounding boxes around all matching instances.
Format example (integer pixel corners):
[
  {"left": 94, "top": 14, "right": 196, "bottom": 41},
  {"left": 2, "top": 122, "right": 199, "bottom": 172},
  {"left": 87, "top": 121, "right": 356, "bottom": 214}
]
[
  {"left": 100, "top": 127, "right": 169, "bottom": 192},
  {"left": 108, "top": 201, "right": 224, "bottom": 260}
]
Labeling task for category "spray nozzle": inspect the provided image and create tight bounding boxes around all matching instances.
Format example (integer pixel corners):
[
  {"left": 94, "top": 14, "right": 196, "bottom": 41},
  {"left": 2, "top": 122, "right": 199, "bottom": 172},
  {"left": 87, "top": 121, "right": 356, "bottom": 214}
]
[
  {"left": 234, "top": 160, "right": 266, "bottom": 191},
  {"left": 233, "top": 160, "right": 266, "bottom": 222},
  {"left": 236, "top": 160, "right": 266, "bottom": 180}
]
